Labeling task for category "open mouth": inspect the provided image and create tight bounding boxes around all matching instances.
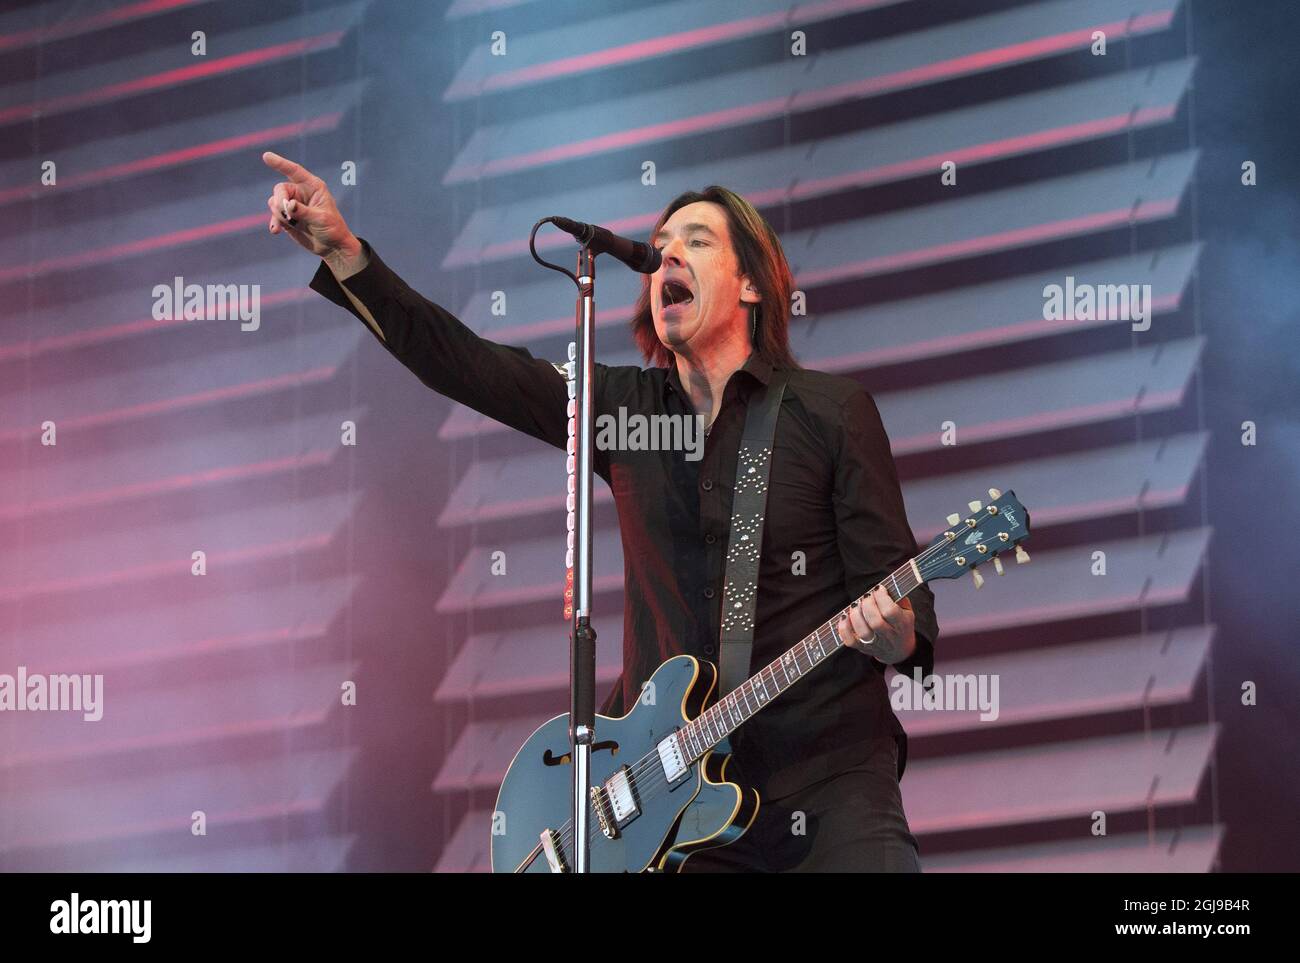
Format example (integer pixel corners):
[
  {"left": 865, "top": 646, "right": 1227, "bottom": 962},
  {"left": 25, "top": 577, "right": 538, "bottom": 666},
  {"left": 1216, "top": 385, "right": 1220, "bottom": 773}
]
[{"left": 661, "top": 279, "right": 695, "bottom": 310}]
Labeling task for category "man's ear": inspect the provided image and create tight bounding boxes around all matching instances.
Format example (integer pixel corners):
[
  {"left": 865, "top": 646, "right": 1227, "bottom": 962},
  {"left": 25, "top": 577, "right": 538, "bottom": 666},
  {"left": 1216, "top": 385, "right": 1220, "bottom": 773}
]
[{"left": 739, "top": 276, "right": 761, "bottom": 305}]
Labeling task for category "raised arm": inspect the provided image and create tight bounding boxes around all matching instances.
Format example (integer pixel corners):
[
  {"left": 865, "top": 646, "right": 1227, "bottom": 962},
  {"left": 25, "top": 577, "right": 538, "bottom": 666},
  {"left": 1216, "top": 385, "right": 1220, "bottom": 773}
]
[{"left": 262, "top": 151, "right": 570, "bottom": 450}]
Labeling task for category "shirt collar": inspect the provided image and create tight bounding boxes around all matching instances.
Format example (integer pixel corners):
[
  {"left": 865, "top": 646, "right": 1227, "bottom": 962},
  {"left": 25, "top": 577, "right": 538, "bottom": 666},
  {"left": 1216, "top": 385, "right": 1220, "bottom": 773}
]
[{"left": 662, "top": 351, "right": 773, "bottom": 404}]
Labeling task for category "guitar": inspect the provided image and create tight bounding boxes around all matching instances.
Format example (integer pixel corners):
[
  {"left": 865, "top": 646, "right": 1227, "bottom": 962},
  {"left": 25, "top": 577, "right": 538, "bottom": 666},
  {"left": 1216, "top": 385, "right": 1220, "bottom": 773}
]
[{"left": 491, "top": 488, "right": 1031, "bottom": 873}]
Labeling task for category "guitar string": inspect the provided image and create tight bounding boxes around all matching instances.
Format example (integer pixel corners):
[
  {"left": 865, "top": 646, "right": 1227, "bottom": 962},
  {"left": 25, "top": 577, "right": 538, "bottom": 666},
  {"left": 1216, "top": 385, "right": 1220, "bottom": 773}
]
[
  {"left": 532, "top": 516, "right": 1017, "bottom": 867},
  {"left": 541, "top": 525, "right": 1002, "bottom": 865}
]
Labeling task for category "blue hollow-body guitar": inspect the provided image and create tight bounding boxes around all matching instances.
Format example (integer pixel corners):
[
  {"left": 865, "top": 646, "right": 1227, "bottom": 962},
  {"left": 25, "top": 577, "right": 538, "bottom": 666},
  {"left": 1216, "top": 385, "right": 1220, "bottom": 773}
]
[{"left": 491, "top": 489, "right": 1031, "bottom": 873}]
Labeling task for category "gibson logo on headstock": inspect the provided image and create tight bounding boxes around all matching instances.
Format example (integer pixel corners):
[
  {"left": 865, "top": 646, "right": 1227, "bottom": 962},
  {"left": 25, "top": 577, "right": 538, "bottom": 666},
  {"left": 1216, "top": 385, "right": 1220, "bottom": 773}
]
[{"left": 1003, "top": 507, "right": 1021, "bottom": 530}]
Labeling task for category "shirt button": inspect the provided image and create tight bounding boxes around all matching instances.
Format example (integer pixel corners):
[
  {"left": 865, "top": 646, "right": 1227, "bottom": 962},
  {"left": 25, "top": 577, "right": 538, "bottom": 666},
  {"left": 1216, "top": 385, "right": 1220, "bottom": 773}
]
[
  {"left": 705, "top": 533, "right": 717, "bottom": 544},
  {"left": 704, "top": 644, "right": 715, "bottom": 656},
  {"left": 701, "top": 479, "right": 713, "bottom": 491},
  {"left": 704, "top": 587, "right": 715, "bottom": 599}
]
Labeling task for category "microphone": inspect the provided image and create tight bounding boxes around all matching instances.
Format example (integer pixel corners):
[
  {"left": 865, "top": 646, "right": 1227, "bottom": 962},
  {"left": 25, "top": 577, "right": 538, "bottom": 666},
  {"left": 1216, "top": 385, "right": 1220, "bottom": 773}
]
[{"left": 550, "top": 217, "right": 662, "bottom": 274}]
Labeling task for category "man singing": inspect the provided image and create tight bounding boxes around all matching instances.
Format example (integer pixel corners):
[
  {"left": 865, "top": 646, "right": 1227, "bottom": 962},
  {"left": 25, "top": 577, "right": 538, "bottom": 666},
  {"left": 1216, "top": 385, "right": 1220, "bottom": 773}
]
[{"left": 262, "top": 150, "right": 938, "bottom": 872}]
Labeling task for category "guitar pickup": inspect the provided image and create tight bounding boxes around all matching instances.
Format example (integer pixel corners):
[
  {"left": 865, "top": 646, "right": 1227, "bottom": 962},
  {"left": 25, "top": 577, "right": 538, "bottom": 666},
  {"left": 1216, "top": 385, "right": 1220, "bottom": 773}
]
[
  {"left": 657, "top": 733, "right": 688, "bottom": 783},
  {"left": 591, "top": 767, "right": 640, "bottom": 839}
]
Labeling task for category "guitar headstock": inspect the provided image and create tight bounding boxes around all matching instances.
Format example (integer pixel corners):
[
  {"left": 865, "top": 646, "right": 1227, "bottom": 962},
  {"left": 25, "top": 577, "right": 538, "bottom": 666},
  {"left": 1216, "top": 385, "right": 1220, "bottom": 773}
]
[{"left": 917, "top": 488, "right": 1031, "bottom": 588}]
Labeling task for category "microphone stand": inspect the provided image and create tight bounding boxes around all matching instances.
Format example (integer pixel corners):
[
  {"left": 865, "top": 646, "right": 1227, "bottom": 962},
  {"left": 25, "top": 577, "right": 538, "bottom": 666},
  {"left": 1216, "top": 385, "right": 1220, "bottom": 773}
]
[
  {"left": 531, "top": 221, "right": 599, "bottom": 873},
  {"left": 566, "top": 243, "right": 598, "bottom": 873}
]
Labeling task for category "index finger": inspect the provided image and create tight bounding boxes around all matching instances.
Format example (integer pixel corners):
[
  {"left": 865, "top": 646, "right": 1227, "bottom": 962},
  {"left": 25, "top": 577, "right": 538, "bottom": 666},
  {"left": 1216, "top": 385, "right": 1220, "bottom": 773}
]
[
  {"left": 262, "top": 151, "right": 314, "bottom": 184},
  {"left": 873, "top": 584, "right": 909, "bottom": 622}
]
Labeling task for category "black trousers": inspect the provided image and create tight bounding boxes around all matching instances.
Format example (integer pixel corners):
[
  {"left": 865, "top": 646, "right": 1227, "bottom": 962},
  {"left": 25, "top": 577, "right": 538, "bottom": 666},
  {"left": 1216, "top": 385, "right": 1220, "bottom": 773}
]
[{"left": 680, "top": 735, "right": 921, "bottom": 873}]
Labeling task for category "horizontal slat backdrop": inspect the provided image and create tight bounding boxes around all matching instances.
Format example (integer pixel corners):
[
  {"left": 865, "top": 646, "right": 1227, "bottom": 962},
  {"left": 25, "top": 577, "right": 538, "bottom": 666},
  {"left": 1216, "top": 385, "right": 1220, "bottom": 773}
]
[
  {"left": 0, "top": 0, "right": 371, "bottom": 871},
  {"left": 0, "top": 0, "right": 1219, "bottom": 874},
  {"left": 430, "top": 0, "right": 1219, "bottom": 873}
]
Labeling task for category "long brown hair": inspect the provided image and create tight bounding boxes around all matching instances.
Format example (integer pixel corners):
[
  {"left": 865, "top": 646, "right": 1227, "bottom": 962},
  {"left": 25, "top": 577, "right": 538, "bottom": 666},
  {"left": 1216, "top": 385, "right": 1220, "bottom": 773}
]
[{"left": 631, "top": 186, "right": 800, "bottom": 371}]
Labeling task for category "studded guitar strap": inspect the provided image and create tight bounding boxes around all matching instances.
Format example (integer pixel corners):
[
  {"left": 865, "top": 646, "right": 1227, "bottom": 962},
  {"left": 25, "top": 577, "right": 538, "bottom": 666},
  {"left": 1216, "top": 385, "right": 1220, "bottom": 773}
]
[{"left": 717, "top": 370, "right": 789, "bottom": 723}]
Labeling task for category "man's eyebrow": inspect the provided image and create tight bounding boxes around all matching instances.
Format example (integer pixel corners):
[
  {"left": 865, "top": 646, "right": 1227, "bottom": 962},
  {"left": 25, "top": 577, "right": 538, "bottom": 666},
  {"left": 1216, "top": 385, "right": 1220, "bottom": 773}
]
[{"left": 653, "top": 222, "right": 719, "bottom": 242}]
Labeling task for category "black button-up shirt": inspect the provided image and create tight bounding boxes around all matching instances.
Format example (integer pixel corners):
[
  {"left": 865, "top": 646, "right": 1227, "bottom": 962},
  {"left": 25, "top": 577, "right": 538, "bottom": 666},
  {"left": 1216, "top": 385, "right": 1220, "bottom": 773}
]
[{"left": 311, "top": 240, "right": 939, "bottom": 799}]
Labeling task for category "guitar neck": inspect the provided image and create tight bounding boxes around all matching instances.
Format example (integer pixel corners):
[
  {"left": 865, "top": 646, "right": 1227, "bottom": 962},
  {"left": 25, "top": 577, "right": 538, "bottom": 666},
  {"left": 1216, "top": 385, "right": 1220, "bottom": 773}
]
[{"left": 676, "top": 556, "right": 925, "bottom": 765}]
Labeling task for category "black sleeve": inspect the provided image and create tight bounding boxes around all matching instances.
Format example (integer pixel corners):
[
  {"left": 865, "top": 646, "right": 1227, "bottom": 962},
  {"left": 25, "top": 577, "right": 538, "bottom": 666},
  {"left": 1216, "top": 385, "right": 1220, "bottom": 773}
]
[
  {"left": 832, "top": 387, "right": 939, "bottom": 681},
  {"left": 310, "top": 238, "right": 571, "bottom": 451}
]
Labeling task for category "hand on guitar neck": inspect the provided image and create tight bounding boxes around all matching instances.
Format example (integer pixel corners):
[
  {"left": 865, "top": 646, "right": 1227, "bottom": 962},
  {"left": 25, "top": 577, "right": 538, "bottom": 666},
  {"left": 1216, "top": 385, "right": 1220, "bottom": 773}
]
[{"left": 837, "top": 585, "right": 916, "bottom": 665}]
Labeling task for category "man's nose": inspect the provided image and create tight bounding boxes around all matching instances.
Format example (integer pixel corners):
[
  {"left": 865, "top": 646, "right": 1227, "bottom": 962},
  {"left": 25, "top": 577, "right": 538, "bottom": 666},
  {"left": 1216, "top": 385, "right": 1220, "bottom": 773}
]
[{"left": 661, "top": 236, "right": 687, "bottom": 265}]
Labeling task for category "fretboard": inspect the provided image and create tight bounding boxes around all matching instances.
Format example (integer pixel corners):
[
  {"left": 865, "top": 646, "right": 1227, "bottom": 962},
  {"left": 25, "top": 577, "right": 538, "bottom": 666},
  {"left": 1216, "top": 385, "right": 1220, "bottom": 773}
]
[{"left": 674, "top": 558, "right": 923, "bottom": 765}]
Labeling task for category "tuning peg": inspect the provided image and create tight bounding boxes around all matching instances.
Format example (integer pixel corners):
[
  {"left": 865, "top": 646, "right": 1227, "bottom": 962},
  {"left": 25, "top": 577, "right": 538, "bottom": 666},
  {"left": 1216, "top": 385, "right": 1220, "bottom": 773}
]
[
  {"left": 1015, "top": 545, "right": 1030, "bottom": 564},
  {"left": 968, "top": 500, "right": 982, "bottom": 513},
  {"left": 988, "top": 487, "right": 1001, "bottom": 500},
  {"left": 992, "top": 555, "right": 1004, "bottom": 575},
  {"left": 971, "top": 568, "right": 984, "bottom": 588},
  {"left": 946, "top": 513, "right": 961, "bottom": 527}
]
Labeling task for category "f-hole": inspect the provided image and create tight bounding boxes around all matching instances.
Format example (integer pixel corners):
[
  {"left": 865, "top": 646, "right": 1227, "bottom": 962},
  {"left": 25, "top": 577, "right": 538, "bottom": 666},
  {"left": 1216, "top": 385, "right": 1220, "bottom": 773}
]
[{"left": 542, "top": 740, "right": 619, "bottom": 766}]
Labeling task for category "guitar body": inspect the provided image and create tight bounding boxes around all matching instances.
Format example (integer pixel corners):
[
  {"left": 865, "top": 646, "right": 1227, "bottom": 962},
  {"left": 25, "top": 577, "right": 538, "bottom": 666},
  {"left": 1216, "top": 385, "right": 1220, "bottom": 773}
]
[{"left": 491, "top": 655, "right": 760, "bottom": 873}]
